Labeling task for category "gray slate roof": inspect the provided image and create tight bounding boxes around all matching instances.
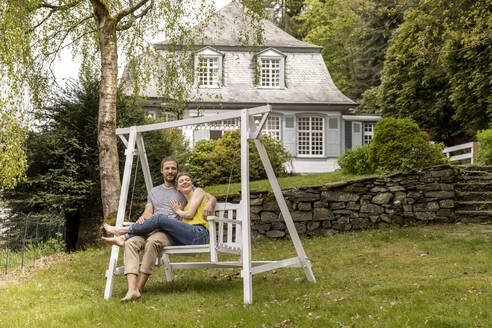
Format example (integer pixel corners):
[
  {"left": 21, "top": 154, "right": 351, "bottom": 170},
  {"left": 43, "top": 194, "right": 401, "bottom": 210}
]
[
  {"left": 155, "top": 1, "right": 321, "bottom": 51},
  {"left": 133, "top": 1, "right": 356, "bottom": 108}
]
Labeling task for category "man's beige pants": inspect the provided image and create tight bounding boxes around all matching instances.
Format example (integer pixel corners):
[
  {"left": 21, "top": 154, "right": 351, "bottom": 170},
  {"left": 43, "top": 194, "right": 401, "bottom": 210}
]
[{"left": 124, "top": 231, "right": 173, "bottom": 275}]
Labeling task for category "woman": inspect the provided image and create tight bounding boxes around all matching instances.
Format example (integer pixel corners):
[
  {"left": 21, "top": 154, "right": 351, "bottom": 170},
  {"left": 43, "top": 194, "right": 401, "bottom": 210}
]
[{"left": 102, "top": 172, "right": 209, "bottom": 247}]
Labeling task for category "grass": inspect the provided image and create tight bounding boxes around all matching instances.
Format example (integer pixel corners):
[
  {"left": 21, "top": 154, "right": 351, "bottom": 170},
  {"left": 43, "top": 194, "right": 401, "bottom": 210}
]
[
  {"left": 202, "top": 171, "right": 371, "bottom": 196},
  {"left": 1, "top": 224, "right": 491, "bottom": 327}
]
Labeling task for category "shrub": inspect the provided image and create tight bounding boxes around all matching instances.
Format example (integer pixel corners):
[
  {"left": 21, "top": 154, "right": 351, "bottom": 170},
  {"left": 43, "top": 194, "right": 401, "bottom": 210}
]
[
  {"left": 186, "top": 139, "right": 216, "bottom": 187},
  {"left": 187, "top": 130, "right": 292, "bottom": 186},
  {"left": 476, "top": 129, "right": 492, "bottom": 165},
  {"left": 338, "top": 145, "right": 373, "bottom": 174},
  {"left": 369, "top": 117, "right": 447, "bottom": 173}
]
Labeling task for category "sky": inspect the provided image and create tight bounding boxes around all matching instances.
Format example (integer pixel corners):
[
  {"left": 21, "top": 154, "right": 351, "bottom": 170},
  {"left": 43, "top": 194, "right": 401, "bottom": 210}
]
[{"left": 53, "top": 0, "right": 233, "bottom": 84}]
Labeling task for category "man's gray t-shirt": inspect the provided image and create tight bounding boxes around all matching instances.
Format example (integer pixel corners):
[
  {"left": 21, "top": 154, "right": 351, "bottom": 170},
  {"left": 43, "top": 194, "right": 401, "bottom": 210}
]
[{"left": 146, "top": 184, "right": 186, "bottom": 218}]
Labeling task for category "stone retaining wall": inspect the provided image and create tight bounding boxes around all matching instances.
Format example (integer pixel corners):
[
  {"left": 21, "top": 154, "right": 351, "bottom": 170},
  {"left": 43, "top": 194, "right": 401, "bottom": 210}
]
[{"left": 218, "top": 164, "right": 459, "bottom": 240}]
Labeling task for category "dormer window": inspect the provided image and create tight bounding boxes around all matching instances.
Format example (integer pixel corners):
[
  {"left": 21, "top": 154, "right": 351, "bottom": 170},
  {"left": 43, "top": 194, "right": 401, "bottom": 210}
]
[
  {"left": 257, "top": 48, "right": 286, "bottom": 89},
  {"left": 194, "top": 47, "right": 223, "bottom": 88}
]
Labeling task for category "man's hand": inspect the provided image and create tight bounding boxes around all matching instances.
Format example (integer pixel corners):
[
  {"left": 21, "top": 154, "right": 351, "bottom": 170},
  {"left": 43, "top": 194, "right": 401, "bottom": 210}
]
[{"left": 136, "top": 216, "right": 146, "bottom": 224}]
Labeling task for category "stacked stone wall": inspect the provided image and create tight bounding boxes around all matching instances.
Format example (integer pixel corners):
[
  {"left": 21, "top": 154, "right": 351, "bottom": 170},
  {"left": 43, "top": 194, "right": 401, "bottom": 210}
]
[{"left": 219, "top": 164, "right": 460, "bottom": 239}]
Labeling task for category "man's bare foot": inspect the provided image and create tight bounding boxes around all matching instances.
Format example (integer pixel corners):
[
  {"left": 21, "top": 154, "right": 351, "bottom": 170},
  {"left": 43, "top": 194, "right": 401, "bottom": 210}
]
[
  {"left": 120, "top": 290, "right": 141, "bottom": 302},
  {"left": 101, "top": 235, "right": 126, "bottom": 247},
  {"left": 103, "top": 223, "right": 122, "bottom": 236}
]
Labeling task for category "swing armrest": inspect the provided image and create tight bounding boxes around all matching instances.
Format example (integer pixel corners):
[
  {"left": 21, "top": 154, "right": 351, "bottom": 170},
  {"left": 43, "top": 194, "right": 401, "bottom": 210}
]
[{"left": 206, "top": 216, "right": 242, "bottom": 225}]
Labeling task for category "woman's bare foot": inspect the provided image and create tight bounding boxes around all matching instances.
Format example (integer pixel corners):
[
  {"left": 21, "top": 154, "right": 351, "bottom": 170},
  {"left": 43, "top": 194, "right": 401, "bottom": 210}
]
[
  {"left": 120, "top": 289, "right": 141, "bottom": 302},
  {"left": 103, "top": 223, "right": 122, "bottom": 236},
  {"left": 101, "top": 235, "right": 126, "bottom": 247}
]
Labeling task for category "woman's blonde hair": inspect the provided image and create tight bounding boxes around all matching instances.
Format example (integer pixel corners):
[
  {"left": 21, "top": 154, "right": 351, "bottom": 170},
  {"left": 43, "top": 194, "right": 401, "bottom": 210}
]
[{"left": 176, "top": 172, "right": 193, "bottom": 183}]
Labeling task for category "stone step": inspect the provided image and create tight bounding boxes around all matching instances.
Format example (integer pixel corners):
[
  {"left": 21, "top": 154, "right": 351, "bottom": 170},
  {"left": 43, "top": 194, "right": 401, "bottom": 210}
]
[
  {"left": 457, "top": 165, "right": 492, "bottom": 172},
  {"left": 455, "top": 210, "right": 492, "bottom": 218},
  {"left": 454, "top": 182, "right": 492, "bottom": 192},
  {"left": 455, "top": 191, "right": 492, "bottom": 201},
  {"left": 455, "top": 201, "right": 492, "bottom": 211},
  {"left": 456, "top": 175, "right": 492, "bottom": 183},
  {"left": 459, "top": 170, "right": 492, "bottom": 176}
]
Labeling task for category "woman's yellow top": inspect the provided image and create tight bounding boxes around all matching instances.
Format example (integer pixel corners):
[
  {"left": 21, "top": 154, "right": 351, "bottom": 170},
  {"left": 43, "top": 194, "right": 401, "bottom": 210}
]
[{"left": 182, "top": 193, "right": 209, "bottom": 230}]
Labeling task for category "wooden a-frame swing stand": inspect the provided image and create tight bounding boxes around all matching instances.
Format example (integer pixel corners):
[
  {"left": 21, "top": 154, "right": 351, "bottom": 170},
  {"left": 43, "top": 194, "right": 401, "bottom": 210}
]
[{"left": 104, "top": 105, "right": 316, "bottom": 304}]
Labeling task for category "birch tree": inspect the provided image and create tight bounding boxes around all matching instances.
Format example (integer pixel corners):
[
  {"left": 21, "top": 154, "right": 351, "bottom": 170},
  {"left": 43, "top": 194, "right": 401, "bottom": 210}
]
[{"left": 0, "top": 0, "right": 264, "bottom": 220}]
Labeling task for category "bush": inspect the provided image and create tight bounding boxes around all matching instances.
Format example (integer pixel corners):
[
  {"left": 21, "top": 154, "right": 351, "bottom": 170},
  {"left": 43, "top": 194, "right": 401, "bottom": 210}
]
[
  {"left": 338, "top": 145, "right": 373, "bottom": 174},
  {"left": 476, "top": 129, "right": 492, "bottom": 165},
  {"left": 369, "top": 117, "right": 447, "bottom": 173},
  {"left": 187, "top": 130, "right": 292, "bottom": 186}
]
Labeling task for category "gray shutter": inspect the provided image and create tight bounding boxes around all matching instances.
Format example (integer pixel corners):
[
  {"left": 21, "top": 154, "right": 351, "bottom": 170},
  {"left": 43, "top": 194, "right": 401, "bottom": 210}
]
[
  {"left": 352, "top": 122, "right": 362, "bottom": 148},
  {"left": 345, "top": 120, "right": 352, "bottom": 149},
  {"left": 325, "top": 117, "right": 340, "bottom": 157},
  {"left": 193, "top": 129, "right": 209, "bottom": 147},
  {"left": 283, "top": 115, "right": 296, "bottom": 156}
]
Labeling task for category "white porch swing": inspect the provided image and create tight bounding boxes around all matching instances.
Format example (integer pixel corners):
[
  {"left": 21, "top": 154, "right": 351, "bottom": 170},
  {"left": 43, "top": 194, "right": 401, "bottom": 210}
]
[{"left": 103, "top": 105, "right": 316, "bottom": 304}]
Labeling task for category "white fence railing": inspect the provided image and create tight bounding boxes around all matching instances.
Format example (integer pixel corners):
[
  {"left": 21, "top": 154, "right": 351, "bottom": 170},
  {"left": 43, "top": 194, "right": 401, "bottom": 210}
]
[{"left": 442, "top": 141, "right": 478, "bottom": 164}]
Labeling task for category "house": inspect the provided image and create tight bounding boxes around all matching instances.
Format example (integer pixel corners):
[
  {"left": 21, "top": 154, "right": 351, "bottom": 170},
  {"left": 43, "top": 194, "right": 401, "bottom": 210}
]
[{"left": 128, "top": 1, "right": 380, "bottom": 173}]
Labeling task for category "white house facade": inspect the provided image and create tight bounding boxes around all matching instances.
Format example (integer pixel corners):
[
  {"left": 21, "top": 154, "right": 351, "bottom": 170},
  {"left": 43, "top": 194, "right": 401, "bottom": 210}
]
[{"left": 130, "top": 1, "right": 380, "bottom": 173}]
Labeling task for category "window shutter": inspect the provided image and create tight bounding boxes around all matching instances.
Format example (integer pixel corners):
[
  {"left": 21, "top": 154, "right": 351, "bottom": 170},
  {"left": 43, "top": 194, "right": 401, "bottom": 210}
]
[
  {"left": 345, "top": 120, "right": 352, "bottom": 149},
  {"left": 325, "top": 117, "right": 340, "bottom": 157},
  {"left": 283, "top": 115, "right": 296, "bottom": 156},
  {"left": 352, "top": 122, "right": 362, "bottom": 148}
]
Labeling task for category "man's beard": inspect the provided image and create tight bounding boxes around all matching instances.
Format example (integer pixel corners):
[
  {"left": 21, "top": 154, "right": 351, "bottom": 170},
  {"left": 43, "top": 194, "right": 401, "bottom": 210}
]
[{"left": 164, "top": 174, "right": 176, "bottom": 184}]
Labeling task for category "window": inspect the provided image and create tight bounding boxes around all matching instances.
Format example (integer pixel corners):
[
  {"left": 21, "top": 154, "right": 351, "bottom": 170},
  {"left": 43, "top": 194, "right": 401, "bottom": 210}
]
[
  {"left": 260, "top": 58, "right": 281, "bottom": 87},
  {"left": 297, "top": 116, "right": 324, "bottom": 156},
  {"left": 256, "top": 48, "right": 285, "bottom": 88},
  {"left": 197, "top": 56, "right": 219, "bottom": 87},
  {"left": 363, "top": 122, "right": 375, "bottom": 144},
  {"left": 194, "top": 47, "right": 223, "bottom": 88}
]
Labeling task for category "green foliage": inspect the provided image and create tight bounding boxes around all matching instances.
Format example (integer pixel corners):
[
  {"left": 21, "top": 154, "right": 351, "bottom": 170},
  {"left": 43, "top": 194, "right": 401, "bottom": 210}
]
[
  {"left": 363, "top": 0, "right": 491, "bottom": 144},
  {"left": 187, "top": 130, "right": 292, "bottom": 187},
  {"left": 338, "top": 145, "right": 373, "bottom": 175},
  {"left": 294, "top": 0, "right": 404, "bottom": 99},
  {"left": 369, "top": 118, "right": 447, "bottom": 172},
  {"left": 186, "top": 139, "right": 216, "bottom": 187},
  {"left": 3, "top": 78, "right": 188, "bottom": 248},
  {"left": 476, "top": 129, "right": 492, "bottom": 165},
  {"left": 0, "top": 101, "right": 28, "bottom": 189}
]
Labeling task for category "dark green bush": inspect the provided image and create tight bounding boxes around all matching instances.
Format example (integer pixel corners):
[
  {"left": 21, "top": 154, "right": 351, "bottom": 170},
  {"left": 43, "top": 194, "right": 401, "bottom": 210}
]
[
  {"left": 338, "top": 144, "right": 373, "bottom": 174},
  {"left": 476, "top": 129, "right": 492, "bottom": 165},
  {"left": 187, "top": 130, "right": 292, "bottom": 186},
  {"left": 369, "top": 117, "right": 447, "bottom": 173}
]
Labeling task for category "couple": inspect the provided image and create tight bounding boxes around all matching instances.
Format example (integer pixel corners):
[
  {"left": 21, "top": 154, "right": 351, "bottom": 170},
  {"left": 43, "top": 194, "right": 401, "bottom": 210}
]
[{"left": 102, "top": 156, "right": 216, "bottom": 301}]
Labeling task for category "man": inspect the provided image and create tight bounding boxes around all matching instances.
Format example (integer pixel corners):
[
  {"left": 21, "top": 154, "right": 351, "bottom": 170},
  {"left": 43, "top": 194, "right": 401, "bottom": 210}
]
[{"left": 119, "top": 156, "right": 216, "bottom": 301}]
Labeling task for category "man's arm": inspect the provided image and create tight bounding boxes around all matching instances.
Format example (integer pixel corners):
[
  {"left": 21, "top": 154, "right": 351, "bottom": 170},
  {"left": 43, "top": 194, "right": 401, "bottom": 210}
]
[
  {"left": 136, "top": 205, "right": 154, "bottom": 224},
  {"left": 203, "top": 192, "right": 217, "bottom": 217}
]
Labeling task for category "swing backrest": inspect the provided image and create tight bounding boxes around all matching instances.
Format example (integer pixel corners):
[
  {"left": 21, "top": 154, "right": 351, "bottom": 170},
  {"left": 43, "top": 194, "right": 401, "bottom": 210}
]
[{"left": 209, "top": 202, "right": 242, "bottom": 254}]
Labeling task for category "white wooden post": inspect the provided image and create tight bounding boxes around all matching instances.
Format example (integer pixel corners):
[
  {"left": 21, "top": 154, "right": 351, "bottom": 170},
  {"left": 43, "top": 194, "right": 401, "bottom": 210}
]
[
  {"left": 240, "top": 109, "right": 253, "bottom": 304},
  {"left": 250, "top": 115, "right": 316, "bottom": 283},
  {"left": 104, "top": 127, "right": 137, "bottom": 299},
  {"left": 135, "top": 133, "right": 153, "bottom": 194}
]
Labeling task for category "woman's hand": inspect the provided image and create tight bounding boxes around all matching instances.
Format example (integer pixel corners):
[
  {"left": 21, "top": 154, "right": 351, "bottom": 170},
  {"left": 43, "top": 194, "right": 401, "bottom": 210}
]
[{"left": 170, "top": 199, "right": 183, "bottom": 213}]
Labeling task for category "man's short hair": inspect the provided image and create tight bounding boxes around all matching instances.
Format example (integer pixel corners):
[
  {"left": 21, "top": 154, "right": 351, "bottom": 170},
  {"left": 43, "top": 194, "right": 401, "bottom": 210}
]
[{"left": 161, "top": 156, "right": 179, "bottom": 170}]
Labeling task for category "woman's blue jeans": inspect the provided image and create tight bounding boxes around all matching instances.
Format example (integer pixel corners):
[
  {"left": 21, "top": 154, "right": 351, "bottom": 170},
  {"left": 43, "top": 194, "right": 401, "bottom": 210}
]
[{"left": 127, "top": 214, "right": 209, "bottom": 245}]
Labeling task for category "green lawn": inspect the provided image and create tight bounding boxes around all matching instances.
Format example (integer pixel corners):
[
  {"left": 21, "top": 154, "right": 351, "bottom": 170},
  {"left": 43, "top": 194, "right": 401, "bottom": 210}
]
[
  {"left": 203, "top": 171, "right": 371, "bottom": 196},
  {"left": 1, "top": 224, "right": 491, "bottom": 327}
]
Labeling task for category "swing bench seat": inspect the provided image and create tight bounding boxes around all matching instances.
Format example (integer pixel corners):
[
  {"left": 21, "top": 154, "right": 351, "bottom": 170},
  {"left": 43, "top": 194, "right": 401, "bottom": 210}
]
[{"left": 111, "top": 202, "right": 244, "bottom": 278}]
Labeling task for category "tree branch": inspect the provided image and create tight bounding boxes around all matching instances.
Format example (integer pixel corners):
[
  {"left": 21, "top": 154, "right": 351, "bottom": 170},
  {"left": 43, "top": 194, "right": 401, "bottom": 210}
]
[
  {"left": 114, "top": 0, "right": 153, "bottom": 27},
  {"left": 38, "top": 0, "right": 83, "bottom": 10},
  {"left": 30, "top": 0, "right": 84, "bottom": 32},
  {"left": 116, "top": 1, "right": 153, "bottom": 31}
]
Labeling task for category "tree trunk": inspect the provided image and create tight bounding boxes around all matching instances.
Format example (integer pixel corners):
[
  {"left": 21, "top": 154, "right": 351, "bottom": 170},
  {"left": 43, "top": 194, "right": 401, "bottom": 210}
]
[{"left": 97, "top": 20, "right": 121, "bottom": 221}]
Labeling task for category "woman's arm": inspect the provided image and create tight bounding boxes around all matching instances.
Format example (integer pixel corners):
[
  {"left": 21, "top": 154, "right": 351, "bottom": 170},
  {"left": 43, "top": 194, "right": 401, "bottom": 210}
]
[
  {"left": 171, "top": 188, "right": 205, "bottom": 219},
  {"left": 203, "top": 192, "right": 217, "bottom": 217}
]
